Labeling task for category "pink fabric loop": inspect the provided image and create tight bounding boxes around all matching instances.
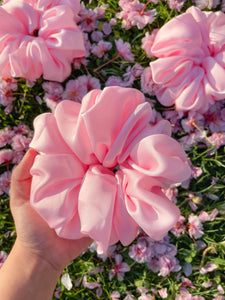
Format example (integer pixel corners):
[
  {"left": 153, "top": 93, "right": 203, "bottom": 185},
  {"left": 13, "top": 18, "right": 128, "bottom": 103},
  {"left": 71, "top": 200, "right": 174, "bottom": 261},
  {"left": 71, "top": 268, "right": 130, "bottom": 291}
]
[
  {"left": 120, "top": 165, "right": 180, "bottom": 241},
  {"left": 0, "top": 0, "right": 85, "bottom": 82},
  {"left": 128, "top": 134, "right": 190, "bottom": 185},
  {"left": 149, "top": 6, "right": 225, "bottom": 112},
  {"left": 30, "top": 86, "right": 191, "bottom": 253}
]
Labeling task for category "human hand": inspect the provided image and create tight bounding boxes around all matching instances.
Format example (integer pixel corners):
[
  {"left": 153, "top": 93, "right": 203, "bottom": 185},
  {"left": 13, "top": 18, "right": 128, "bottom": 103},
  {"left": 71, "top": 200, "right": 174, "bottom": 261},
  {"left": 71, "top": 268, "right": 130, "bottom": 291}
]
[{"left": 10, "top": 148, "right": 92, "bottom": 272}]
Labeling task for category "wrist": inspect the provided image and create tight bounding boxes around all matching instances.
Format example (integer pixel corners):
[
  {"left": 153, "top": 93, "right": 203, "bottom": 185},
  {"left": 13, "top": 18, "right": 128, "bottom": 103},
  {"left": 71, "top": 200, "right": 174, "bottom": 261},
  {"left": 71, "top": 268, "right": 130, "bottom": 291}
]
[{"left": 0, "top": 239, "right": 62, "bottom": 300}]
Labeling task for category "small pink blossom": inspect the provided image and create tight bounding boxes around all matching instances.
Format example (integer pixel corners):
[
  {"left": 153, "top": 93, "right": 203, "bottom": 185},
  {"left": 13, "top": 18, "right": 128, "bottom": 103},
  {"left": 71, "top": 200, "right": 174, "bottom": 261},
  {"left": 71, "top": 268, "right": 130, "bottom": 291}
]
[
  {"left": 79, "top": 3, "right": 98, "bottom": 32},
  {"left": 202, "top": 281, "right": 213, "bottom": 288},
  {"left": 171, "top": 215, "right": 186, "bottom": 237},
  {"left": 188, "top": 214, "right": 204, "bottom": 239},
  {"left": 0, "top": 251, "right": 8, "bottom": 268},
  {"left": 62, "top": 79, "right": 87, "bottom": 102},
  {"left": 102, "top": 22, "right": 112, "bottom": 35},
  {"left": 141, "top": 67, "right": 155, "bottom": 95},
  {"left": 54, "top": 287, "right": 62, "bottom": 299},
  {"left": 193, "top": 0, "right": 220, "bottom": 9},
  {"left": 117, "top": 0, "right": 156, "bottom": 30},
  {"left": 0, "top": 149, "right": 14, "bottom": 165},
  {"left": 162, "top": 187, "right": 178, "bottom": 203},
  {"left": 61, "top": 273, "right": 73, "bottom": 291},
  {"left": 199, "top": 209, "right": 218, "bottom": 222},
  {"left": 91, "top": 30, "right": 103, "bottom": 42},
  {"left": 11, "top": 134, "right": 30, "bottom": 152},
  {"left": 0, "top": 127, "right": 14, "bottom": 148},
  {"left": 0, "top": 171, "right": 12, "bottom": 195},
  {"left": 167, "top": 0, "right": 186, "bottom": 11},
  {"left": 158, "top": 254, "right": 181, "bottom": 277},
  {"left": 200, "top": 263, "right": 218, "bottom": 274},
  {"left": 138, "top": 294, "right": 155, "bottom": 300},
  {"left": 158, "top": 288, "right": 168, "bottom": 298},
  {"left": 129, "top": 237, "right": 152, "bottom": 263},
  {"left": 109, "top": 254, "right": 130, "bottom": 281},
  {"left": 91, "top": 40, "right": 112, "bottom": 58},
  {"left": 141, "top": 30, "right": 159, "bottom": 58},
  {"left": 115, "top": 39, "right": 134, "bottom": 62},
  {"left": 82, "top": 275, "right": 101, "bottom": 289},
  {"left": 217, "top": 285, "right": 225, "bottom": 295},
  {"left": 110, "top": 290, "right": 120, "bottom": 299},
  {"left": 207, "top": 133, "right": 225, "bottom": 151}
]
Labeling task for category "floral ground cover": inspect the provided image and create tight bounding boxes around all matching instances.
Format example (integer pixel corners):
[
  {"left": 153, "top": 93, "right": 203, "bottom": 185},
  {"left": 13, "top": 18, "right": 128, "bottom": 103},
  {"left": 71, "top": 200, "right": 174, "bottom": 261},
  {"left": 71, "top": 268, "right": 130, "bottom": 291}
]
[{"left": 0, "top": 0, "right": 225, "bottom": 299}]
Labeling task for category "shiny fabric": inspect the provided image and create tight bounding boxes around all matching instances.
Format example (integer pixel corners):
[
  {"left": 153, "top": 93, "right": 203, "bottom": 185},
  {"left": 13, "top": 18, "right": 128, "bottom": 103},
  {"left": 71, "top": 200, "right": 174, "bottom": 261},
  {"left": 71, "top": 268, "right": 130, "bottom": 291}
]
[
  {"left": 150, "top": 6, "right": 225, "bottom": 112},
  {"left": 0, "top": 0, "right": 85, "bottom": 82},
  {"left": 30, "top": 87, "right": 191, "bottom": 254}
]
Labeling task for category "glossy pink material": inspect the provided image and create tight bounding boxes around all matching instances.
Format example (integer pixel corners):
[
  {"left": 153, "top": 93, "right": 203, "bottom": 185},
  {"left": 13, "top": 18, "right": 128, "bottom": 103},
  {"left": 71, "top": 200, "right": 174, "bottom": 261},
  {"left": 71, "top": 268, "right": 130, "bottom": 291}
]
[
  {"left": 150, "top": 6, "right": 225, "bottom": 112},
  {"left": 30, "top": 87, "right": 191, "bottom": 253},
  {"left": 0, "top": 0, "right": 85, "bottom": 82}
]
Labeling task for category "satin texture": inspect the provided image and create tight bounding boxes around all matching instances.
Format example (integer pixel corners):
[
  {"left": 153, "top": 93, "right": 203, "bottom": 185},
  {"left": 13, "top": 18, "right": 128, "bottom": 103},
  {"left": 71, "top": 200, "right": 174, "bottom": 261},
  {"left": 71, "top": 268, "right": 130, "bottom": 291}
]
[
  {"left": 150, "top": 6, "right": 225, "bottom": 112},
  {"left": 30, "top": 86, "right": 191, "bottom": 254},
  {"left": 0, "top": 0, "right": 85, "bottom": 82}
]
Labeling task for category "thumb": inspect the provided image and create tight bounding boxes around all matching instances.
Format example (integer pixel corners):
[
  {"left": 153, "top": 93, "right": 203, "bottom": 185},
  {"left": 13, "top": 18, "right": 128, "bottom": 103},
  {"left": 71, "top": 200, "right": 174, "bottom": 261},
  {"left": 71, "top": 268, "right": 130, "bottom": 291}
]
[{"left": 10, "top": 148, "right": 37, "bottom": 207}]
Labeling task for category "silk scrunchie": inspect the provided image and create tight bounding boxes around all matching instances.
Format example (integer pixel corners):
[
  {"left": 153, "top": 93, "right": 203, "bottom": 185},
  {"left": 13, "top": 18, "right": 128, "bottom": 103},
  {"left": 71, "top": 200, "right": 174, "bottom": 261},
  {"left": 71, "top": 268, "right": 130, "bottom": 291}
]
[
  {"left": 149, "top": 6, "right": 225, "bottom": 113},
  {"left": 0, "top": 0, "right": 85, "bottom": 82},
  {"left": 30, "top": 86, "right": 191, "bottom": 254}
]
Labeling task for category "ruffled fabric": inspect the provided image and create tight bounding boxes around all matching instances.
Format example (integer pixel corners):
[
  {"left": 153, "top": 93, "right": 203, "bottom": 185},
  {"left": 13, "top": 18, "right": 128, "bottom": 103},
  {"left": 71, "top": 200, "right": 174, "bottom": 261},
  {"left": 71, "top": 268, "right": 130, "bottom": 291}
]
[
  {"left": 30, "top": 86, "right": 191, "bottom": 254},
  {"left": 0, "top": 0, "right": 85, "bottom": 82},
  {"left": 149, "top": 6, "right": 225, "bottom": 113}
]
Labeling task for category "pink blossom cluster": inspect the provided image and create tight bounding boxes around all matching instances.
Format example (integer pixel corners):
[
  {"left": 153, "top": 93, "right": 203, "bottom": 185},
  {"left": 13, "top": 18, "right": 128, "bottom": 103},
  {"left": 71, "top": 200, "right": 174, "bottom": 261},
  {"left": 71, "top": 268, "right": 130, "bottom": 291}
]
[
  {"left": 42, "top": 75, "right": 101, "bottom": 111},
  {"left": 0, "top": 123, "right": 33, "bottom": 195},
  {"left": 129, "top": 234, "right": 181, "bottom": 277},
  {"left": 0, "top": 77, "right": 18, "bottom": 113},
  {"left": 116, "top": 0, "right": 157, "bottom": 30},
  {"left": 171, "top": 208, "right": 218, "bottom": 239}
]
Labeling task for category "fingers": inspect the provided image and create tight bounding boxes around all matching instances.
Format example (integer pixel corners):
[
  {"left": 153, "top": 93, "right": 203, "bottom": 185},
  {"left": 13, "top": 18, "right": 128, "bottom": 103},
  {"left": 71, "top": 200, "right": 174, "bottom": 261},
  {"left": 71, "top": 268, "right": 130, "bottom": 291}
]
[{"left": 11, "top": 148, "right": 37, "bottom": 182}]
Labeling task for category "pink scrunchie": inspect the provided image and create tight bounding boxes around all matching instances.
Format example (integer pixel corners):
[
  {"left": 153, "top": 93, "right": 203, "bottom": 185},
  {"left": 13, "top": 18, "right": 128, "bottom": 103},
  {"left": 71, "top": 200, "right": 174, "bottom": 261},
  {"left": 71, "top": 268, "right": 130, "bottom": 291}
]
[
  {"left": 150, "top": 6, "right": 225, "bottom": 112},
  {"left": 30, "top": 86, "right": 191, "bottom": 254},
  {"left": 0, "top": 0, "right": 85, "bottom": 82}
]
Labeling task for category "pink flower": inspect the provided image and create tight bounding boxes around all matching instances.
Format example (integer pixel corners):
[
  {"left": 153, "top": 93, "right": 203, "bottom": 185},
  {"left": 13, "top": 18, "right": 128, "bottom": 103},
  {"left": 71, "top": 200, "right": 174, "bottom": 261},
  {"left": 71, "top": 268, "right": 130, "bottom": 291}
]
[
  {"left": 11, "top": 134, "right": 30, "bottom": 152},
  {"left": 158, "top": 288, "right": 168, "bottom": 299},
  {"left": 167, "top": 0, "right": 186, "bottom": 11},
  {"left": 0, "top": 0, "right": 85, "bottom": 82},
  {"left": 115, "top": 39, "right": 134, "bottom": 62},
  {"left": 0, "top": 171, "right": 11, "bottom": 195},
  {"left": 200, "top": 262, "right": 218, "bottom": 274},
  {"left": 0, "top": 149, "right": 14, "bottom": 165},
  {"left": 129, "top": 237, "right": 152, "bottom": 263},
  {"left": 188, "top": 214, "right": 204, "bottom": 239},
  {"left": 0, "top": 251, "right": 8, "bottom": 268},
  {"left": 91, "top": 40, "right": 112, "bottom": 58},
  {"left": 150, "top": 6, "right": 225, "bottom": 112},
  {"left": 110, "top": 291, "right": 120, "bottom": 299},
  {"left": 141, "top": 30, "right": 159, "bottom": 58},
  {"left": 109, "top": 254, "right": 130, "bottom": 281},
  {"left": 30, "top": 86, "right": 191, "bottom": 254},
  {"left": 116, "top": 0, "right": 156, "bottom": 30},
  {"left": 82, "top": 275, "right": 101, "bottom": 289},
  {"left": 171, "top": 215, "right": 186, "bottom": 237}
]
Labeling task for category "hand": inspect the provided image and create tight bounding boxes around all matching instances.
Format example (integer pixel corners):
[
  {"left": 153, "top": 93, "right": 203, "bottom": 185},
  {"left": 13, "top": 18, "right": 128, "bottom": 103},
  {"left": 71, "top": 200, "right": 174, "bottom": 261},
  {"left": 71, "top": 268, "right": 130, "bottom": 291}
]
[{"left": 10, "top": 148, "right": 92, "bottom": 272}]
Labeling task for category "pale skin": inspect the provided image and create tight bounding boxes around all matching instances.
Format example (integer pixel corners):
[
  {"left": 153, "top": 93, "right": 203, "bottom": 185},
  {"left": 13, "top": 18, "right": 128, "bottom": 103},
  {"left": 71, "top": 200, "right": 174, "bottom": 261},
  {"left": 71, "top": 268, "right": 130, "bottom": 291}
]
[{"left": 0, "top": 149, "right": 92, "bottom": 300}]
